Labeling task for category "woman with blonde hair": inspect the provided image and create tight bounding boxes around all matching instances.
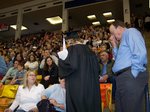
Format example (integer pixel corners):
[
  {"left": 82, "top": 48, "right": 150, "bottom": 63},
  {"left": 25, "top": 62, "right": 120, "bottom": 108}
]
[{"left": 4, "top": 70, "right": 45, "bottom": 112}]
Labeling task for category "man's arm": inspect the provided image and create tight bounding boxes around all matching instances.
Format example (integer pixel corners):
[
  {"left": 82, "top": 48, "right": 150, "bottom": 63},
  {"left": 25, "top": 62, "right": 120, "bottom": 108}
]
[{"left": 127, "top": 29, "right": 147, "bottom": 78}]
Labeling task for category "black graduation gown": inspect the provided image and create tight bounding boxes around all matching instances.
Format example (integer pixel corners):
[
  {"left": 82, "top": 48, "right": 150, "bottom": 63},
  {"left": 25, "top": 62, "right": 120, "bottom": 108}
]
[{"left": 59, "top": 44, "right": 102, "bottom": 112}]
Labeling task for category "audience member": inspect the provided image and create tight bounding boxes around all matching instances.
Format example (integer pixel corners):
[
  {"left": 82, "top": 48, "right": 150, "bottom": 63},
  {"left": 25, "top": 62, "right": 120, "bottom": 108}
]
[
  {"left": 24, "top": 54, "right": 38, "bottom": 71},
  {"left": 40, "top": 56, "right": 59, "bottom": 88},
  {"left": 41, "top": 78, "right": 66, "bottom": 112},
  {"left": 10, "top": 62, "right": 27, "bottom": 85},
  {"left": 4, "top": 71, "right": 45, "bottom": 112},
  {"left": 0, "top": 60, "right": 19, "bottom": 86},
  {"left": 99, "top": 50, "right": 116, "bottom": 102}
]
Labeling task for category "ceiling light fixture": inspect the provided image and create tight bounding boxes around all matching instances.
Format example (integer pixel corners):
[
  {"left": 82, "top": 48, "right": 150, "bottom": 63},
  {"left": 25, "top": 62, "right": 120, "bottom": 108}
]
[
  {"left": 92, "top": 21, "right": 100, "bottom": 26},
  {"left": 87, "top": 15, "right": 96, "bottom": 20},
  {"left": 46, "top": 16, "right": 62, "bottom": 25},
  {"left": 10, "top": 25, "right": 27, "bottom": 30},
  {"left": 103, "top": 12, "right": 112, "bottom": 17},
  {"left": 107, "top": 19, "right": 115, "bottom": 23}
]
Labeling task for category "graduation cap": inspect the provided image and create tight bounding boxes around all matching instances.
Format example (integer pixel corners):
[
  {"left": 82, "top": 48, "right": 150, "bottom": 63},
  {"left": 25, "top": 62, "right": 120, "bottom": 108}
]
[{"left": 64, "top": 31, "right": 79, "bottom": 40}]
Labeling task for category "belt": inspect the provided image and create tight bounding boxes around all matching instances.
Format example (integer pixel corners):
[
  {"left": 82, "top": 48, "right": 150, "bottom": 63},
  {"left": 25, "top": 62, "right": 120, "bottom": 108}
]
[
  {"left": 144, "top": 64, "right": 147, "bottom": 68},
  {"left": 115, "top": 66, "right": 131, "bottom": 76}
]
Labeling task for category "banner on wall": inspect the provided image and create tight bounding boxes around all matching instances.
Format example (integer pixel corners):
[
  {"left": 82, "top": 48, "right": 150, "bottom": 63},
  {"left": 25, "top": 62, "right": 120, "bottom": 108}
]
[{"left": 0, "top": 23, "right": 9, "bottom": 32}]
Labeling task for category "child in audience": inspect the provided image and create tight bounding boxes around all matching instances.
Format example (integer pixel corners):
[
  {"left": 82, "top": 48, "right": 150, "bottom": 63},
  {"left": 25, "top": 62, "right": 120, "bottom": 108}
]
[{"left": 10, "top": 62, "right": 27, "bottom": 85}]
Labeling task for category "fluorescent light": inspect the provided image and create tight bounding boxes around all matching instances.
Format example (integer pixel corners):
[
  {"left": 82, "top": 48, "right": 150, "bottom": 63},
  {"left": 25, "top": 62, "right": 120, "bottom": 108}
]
[
  {"left": 46, "top": 16, "right": 62, "bottom": 25},
  {"left": 103, "top": 12, "right": 112, "bottom": 17},
  {"left": 10, "top": 25, "right": 27, "bottom": 30},
  {"left": 87, "top": 15, "right": 96, "bottom": 20},
  {"left": 92, "top": 21, "right": 100, "bottom": 26},
  {"left": 107, "top": 19, "right": 115, "bottom": 23}
]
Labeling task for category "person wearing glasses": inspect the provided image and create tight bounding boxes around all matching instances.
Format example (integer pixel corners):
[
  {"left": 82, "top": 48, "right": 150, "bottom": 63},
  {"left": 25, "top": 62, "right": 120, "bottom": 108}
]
[{"left": 4, "top": 71, "right": 45, "bottom": 112}]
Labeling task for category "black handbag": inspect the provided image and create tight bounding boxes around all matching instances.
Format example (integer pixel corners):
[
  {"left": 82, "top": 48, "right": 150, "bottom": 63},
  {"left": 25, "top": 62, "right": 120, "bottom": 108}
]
[{"left": 37, "top": 99, "right": 55, "bottom": 112}]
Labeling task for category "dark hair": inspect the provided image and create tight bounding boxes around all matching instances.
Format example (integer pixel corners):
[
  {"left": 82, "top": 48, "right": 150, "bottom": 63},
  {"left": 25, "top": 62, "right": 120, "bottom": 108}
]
[
  {"left": 13, "top": 52, "right": 24, "bottom": 63},
  {"left": 99, "top": 50, "right": 109, "bottom": 55},
  {"left": 111, "top": 20, "right": 125, "bottom": 28},
  {"left": 100, "top": 43, "right": 107, "bottom": 48},
  {"left": 18, "top": 61, "right": 25, "bottom": 68},
  {"left": 44, "top": 56, "right": 54, "bottom": 70},
  {"left": 27, "top": 54, "right": 37, "bottom": 62}
]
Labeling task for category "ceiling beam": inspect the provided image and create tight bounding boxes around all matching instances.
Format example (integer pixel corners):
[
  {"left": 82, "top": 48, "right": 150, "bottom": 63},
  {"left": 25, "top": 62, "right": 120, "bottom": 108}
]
[{"left": 0, "top": 0, "right": 63, "bottom": 19}]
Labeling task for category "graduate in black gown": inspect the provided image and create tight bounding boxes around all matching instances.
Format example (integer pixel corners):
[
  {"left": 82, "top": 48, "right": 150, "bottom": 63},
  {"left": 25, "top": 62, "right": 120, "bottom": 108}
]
[{"left": 58, "top": 32, "right": 102, "bottom": 112}]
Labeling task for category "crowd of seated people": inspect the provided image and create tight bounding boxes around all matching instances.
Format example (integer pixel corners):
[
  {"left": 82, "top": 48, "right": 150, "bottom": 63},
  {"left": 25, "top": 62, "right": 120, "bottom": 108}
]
[
  {"left": 0, "top": 25, "right": 115, "bottom": 111},
  {"left": 0, "top": 25, "right": 112, "bottom": 80}
]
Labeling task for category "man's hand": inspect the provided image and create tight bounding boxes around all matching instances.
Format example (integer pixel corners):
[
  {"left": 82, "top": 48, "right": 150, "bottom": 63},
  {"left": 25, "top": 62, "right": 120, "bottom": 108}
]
[
  {"left": 49, "top": 99, "right": 64, "bottom": 109},
  {"left": 109, "top": 35, "right": 118, "bottom": 48},
  {"left": 99, "top": 75, "right": 108, "bottom": 82},
  {"left": 49, "top": 99, "right": 57, "bottom": 106}
]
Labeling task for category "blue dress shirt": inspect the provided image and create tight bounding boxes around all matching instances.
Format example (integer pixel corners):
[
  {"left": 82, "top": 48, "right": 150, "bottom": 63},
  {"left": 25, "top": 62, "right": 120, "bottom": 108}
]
[
  {"left": 101, "top": 64, "right": 107, "bottom": 76},
  {"left": 42, "top": 84, "right": 66, "bottom": 112},
  {"left": 112, "top": 28, "right": 147, "bottom": 78}
]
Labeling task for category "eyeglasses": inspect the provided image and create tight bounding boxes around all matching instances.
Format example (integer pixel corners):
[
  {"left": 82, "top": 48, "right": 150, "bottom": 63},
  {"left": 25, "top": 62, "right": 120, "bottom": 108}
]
[
  {"left": 28, "top": 74, "right": 36, "bottom": 77},
  {"left": 100, "top": 54, "right": 106, "bottom": 56}
]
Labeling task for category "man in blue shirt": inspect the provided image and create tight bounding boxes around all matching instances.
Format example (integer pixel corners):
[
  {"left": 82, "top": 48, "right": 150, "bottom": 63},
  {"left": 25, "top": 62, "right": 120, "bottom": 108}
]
[
  {"left": 109, "top": 20, "right": 149, "bottom": 112},
  {"left": 41, "top": 78, "right": 66, "bottom": 112}
]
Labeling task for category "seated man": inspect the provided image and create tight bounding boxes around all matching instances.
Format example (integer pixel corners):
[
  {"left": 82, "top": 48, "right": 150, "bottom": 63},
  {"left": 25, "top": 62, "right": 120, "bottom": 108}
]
[
  {"left": 41, "top": 78, "right": 66, "bottom": 112},
  {"left": 99, "top": 50, "right": 116, "bottom": 102}
]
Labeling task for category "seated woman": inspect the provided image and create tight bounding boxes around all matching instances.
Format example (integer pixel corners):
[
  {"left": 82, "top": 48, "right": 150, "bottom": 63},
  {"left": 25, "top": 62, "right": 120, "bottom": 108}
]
[
  {"left": 24, "top": 54, "right": 39, "bottom": 71},
  {"left": 41, "top": 78, "right": 66, "bottom": 112},
  {"left": 4, "top": 70, "right": 45, "bottom": 112},
  {"left": 40, "top": 56, "right": 59, "bottom": 88}
]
